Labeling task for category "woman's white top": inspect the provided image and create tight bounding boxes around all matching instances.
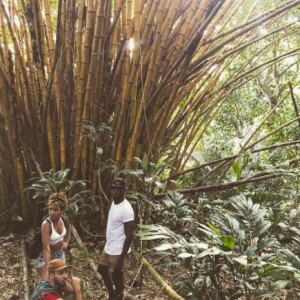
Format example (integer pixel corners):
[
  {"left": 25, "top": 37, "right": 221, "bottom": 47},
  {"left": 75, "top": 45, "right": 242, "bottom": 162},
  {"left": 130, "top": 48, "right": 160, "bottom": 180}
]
[{"left": 47, "top": 217, "right": 66, "bottom": 245}]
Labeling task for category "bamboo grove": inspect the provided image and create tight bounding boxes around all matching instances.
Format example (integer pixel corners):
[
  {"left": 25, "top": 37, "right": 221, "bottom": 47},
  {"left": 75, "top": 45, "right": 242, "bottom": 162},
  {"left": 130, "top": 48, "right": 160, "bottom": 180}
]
[{"left": 0, "top": 0, "right": 300, "bottom": 222}]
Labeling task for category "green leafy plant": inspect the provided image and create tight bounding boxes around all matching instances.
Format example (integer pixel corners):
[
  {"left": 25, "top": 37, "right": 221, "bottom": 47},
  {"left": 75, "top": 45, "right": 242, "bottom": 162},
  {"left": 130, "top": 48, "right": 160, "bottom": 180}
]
[
  {"left": 159, "top": 191, "right": 195, "bottom": 232},
  {"left": 25, "top": 169, "right": 98, "bottom": 222},
  {"left": 139, "top": 192, "right": 300, "bottom": 299}
]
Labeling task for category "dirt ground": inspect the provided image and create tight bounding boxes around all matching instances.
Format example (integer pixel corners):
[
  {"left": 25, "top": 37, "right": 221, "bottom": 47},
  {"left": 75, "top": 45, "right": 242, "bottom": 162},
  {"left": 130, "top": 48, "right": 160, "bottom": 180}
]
[
  {"left": 0, "top": 234, "right": 174, "bottom": 300},
  {"left": 2, "top": 233, "right": 298, "bottom": 300}
]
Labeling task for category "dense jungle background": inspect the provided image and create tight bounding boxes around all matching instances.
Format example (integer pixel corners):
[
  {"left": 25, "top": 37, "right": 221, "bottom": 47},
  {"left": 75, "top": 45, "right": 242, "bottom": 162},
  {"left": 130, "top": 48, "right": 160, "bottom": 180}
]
[{"left": 1, "top": 0, "right": 300, "bottom": 299}]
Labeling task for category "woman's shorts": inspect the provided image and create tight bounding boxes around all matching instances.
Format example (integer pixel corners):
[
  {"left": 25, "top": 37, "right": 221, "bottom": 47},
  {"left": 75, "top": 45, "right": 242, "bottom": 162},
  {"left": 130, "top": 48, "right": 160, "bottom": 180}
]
[{"left": 37, "top": 250, "right": 65, "bottom": 268}]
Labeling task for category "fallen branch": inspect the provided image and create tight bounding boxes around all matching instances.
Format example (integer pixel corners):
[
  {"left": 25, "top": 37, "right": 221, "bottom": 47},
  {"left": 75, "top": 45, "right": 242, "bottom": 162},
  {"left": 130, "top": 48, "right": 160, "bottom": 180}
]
[
  {"left": 165, "top": 114, "right": 300, "bottom": 184},
  {"left": 163, "top": 154, "right": 239, "bottom": 182},
  {"left": 132, "top": 250, "right": 184, "bottom": 300},
  {"left": 164, "top": 138, "right": 300, "bottom": 182},
  {"left": 21, "top": 238, "right": 30, "bottom": 300},
  {"left": 71, "top": 226, "right": 102, "bottom": 282},
  {"left": 155, "top": 173, "right": 282, "bottom": 199}
]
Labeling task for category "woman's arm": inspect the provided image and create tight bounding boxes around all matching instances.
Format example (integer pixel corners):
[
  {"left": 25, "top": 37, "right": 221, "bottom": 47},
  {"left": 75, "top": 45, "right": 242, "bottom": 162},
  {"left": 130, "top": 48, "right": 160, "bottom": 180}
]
[
  {"left": 62, "top": 216, "right": 71, "bottom": 250},
  {"left": 41, "top": 219, "right": 51, "bottom": 271}
]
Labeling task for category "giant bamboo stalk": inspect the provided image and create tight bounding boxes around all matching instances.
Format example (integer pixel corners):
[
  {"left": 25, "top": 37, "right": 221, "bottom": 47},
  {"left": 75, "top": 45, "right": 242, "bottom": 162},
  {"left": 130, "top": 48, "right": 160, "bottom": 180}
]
[{"left": 73, "top": 0, "right": 95, "bottom": 179}]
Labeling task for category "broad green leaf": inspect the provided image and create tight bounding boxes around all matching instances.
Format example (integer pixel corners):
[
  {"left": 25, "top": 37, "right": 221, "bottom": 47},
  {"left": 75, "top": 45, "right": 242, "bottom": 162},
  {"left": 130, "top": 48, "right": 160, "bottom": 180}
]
[
  {"left": 281, "top": 249, "right": 300, "bottom": 270},
  {"left": 221, "top": 235, "right": 235, "bottom": 250},
  {"left": 253, "top": 220, "right": 271, "bottom": 237},
  {"left": 178, "top": 252, "right": 196, "bottom": 258},
  {"left": 262, "top": 264, "right": 297, "bottom": 278},
  {"left": 155, "top": 243, "right": 181, "bottom": 251},
  {"left": 244, "top": 245, "right": 257, "bottom": 257},
  {"left": 197, "top": 247, "right": 222, "bottom": 258},
  {"left": 233, "top": 255, "right": 248, "bottom": 265},
  {"left": 142, "top": 153, "right": 149, "bottom": 170},
  {"left": 244, "top": 281, "right": 255, "bottom": 290},
  {"left": 256, "top": 291, "right": 274, "bottom": 297},
  {"left": 232, "top": 161, "right": 241, "bottom": 180},
  {"left": 290, "top": 226, "right": 300, "bottom": 235},
  {"left": 207, "top": 223, "right": 222, "bottom": 237},
  {"left": 257, "top": 238, "right": 277, "bottom": 251},
  {"left": 139, "top": 234, "right": 170, "bottom": 240},
  {"left": 271, "top": 280, "right": 289, "bottom": 291},
  {"left": 190, "top": 242, "right": 209, "bottom": 250}
]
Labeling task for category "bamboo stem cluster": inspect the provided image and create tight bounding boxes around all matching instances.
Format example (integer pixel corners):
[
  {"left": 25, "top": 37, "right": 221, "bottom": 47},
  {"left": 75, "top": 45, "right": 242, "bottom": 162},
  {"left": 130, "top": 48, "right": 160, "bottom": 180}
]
[{"left": 0, "top": 0, "right": 299, "bottom": 219}]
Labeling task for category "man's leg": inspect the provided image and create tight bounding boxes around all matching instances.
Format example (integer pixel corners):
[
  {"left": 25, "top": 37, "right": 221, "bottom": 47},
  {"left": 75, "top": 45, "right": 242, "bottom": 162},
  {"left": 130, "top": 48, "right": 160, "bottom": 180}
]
[
  {"left": 112, "top": 270, "right": 124, "bottom": 300},
  {"left": 98, "top": 264, "right": 115, "bottom": 299}
]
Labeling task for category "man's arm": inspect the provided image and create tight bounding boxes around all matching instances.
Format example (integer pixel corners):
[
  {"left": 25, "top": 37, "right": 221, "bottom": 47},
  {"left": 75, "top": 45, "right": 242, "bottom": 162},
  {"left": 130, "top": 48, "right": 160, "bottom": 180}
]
[
  {"left": 115, "top": 220, "right": 137, "bottom": 271},
  {"left": 63, "top": 276, "right": 82, "bottom": 300},
  {"left": 70, "top": 276, "right": 82, "bottom": 300}
]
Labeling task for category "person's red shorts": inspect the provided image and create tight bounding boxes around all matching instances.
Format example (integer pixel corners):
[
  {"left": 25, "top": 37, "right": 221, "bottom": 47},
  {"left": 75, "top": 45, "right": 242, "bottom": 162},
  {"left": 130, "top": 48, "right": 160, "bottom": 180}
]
[{"left": 43, "top": 294, "right": 60, "bottom": 300}]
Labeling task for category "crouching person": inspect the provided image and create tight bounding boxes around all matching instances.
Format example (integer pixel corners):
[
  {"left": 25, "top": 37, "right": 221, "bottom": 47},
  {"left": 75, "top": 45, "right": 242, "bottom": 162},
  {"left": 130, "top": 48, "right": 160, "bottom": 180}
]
[{"left": 31, "top": 259, "right": 82, "bottom": 300}]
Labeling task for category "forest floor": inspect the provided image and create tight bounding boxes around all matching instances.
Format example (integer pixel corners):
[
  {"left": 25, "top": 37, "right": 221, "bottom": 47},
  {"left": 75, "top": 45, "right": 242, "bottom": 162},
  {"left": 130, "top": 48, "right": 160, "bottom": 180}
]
[
  {"left": 2, "top": 232, "right": 300, "bottom": 300},
  {"left": 0, "top": 233, "right": 175, "bottom": 300}
]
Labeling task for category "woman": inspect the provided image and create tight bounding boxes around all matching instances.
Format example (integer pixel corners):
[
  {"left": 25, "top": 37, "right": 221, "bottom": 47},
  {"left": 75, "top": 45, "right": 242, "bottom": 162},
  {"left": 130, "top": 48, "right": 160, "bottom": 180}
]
[{"left": 38, "top": 192, "right": 71, "bottom": 280}]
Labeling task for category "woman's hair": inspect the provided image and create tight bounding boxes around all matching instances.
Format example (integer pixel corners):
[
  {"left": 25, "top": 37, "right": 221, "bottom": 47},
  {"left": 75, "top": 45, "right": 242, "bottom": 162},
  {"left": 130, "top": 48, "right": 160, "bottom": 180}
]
[{"left": 48, "top": 192, "right": 68, "bottom": 210}]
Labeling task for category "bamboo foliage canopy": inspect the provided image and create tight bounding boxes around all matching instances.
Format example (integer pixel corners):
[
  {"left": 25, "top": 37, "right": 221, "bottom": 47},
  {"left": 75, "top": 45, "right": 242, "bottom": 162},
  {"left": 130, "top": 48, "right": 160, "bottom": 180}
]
[{"left": 0, "top": 0, "right": 300, "bottom": 218}]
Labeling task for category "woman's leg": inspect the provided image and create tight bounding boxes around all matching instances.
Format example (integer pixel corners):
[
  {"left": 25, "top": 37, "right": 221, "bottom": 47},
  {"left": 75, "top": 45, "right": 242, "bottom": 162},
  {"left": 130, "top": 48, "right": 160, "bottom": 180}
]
[{"left": 37, "top": 253, "right": 48, "bottom": 280}]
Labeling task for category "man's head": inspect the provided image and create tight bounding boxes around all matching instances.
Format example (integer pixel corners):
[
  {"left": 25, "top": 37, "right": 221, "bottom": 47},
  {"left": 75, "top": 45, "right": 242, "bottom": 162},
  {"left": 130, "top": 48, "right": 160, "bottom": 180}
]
[
  {"left": 48, "top": 259, "right": 70, "bottom": 288},
  {"left": 111, "top": 178, "right": 126, "bottom": 202}
]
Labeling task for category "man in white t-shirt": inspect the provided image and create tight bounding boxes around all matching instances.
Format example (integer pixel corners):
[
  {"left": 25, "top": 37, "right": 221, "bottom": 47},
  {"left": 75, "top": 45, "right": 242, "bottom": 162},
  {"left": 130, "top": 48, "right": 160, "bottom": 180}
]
[{"left": 98, "top": 178, "right": 137, "bottom": 300}]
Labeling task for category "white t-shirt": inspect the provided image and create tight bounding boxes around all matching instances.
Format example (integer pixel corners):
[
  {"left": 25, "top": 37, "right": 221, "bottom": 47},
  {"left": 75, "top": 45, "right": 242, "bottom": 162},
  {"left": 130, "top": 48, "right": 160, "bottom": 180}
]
[{"left": 104, "top": 199, "right": 135, "bottom": 255}]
